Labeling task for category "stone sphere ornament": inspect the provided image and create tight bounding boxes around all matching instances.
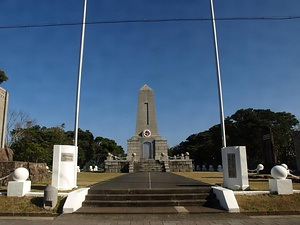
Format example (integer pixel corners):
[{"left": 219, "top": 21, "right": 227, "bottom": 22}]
[
  {"left": 256, "top": 164, "right": 264, "bottom": 171},
  {"left": 12, "top": 167, "right": 29, "bottom": 181},
  {"left": 281, "top": 164, "right": 288, "bottom": 170},
  {"left": 271, "top": 165, "right": 288, "bottom": 179}
]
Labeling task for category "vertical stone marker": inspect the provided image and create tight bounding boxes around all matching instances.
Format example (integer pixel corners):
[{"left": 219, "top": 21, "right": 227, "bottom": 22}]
[
  {"left": 127, "top": 84, "right": 168, "bottom": 161},
  {"left": 51, "top": 145, "right": 78, "bottom": 190},
  {"left": 222, "top": 146, "right": 249, "bottom": 190}
]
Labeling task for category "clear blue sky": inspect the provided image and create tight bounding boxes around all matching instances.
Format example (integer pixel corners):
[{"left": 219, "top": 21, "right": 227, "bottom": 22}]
[{"left": 1, "top": 0, "right": 300, "bottom": 150}]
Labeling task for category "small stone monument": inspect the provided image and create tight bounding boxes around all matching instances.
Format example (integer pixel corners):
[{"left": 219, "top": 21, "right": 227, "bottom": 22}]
[
  {"left": 43, "top": 184, "right": 58, "bottom": 210},
  {"left": 222, "top": 146, "right": 249, "bottom": 190},
  {"left": 202, "top": 165, "right": 207, "bottom": 171},
  {"left": 185, "top": 152, "right": 190, "bottom": 160},
  {"left": 217, "top": 165, "right": 223, "bottom": 172},
  {"left": 180, "top": 154, "right": 184, "bottom": 160},
  {"left": 7, "top": 167, "right": 31, "bottom": 197},
  {"left": 269, "top": 164, "right": 293, "bottom": 195},
  {"left": 52, "top": 145, "right": 78, "bottom": 191}
]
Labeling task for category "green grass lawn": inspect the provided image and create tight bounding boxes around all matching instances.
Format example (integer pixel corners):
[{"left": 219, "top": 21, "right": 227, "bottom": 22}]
[{"left": 174, "top": 171, "right": 300, "bottom": 190}]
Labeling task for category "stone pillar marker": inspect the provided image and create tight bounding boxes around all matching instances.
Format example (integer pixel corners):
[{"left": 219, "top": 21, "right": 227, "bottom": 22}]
[
  {"left": 222, "top": 146, "right": 249, "bottom": 190},
  {"left": 51, "top": 145, "right": 78, "bottom": 191}
]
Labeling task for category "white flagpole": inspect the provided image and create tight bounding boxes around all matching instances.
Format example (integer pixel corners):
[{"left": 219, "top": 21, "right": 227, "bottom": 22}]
[
  {"left": 74, "top": 0, "right": 88, "bottom": 147},
  {"left": 209, "top": 0, "right": 227, "bottom": 147}
]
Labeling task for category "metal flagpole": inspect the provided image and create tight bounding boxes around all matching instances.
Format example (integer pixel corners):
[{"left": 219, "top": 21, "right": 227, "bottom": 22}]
[
  {"left": 74, "top": 0, "right": 88, "bottom": 147},
  {"left": 209, "top": 0, "right": 227, "bottom": 148}
]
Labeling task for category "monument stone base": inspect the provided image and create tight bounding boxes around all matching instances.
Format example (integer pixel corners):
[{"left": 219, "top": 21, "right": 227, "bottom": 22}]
[
  {"left": 7, "top": 181, "right": 31, "bottom": 197},
  {"left": 269, "top": 179, "right": 293, "bottom": 195}
]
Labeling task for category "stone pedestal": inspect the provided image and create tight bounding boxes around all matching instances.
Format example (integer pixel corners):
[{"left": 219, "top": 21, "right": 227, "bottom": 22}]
[
  {"left": 7, "top": 181, "right": 31, "bottom": 197},
  {"left": 222, "top": 146, "right": 249, "bottom": 190},
  {"left": 269, "top": 179, "right": 293, "bottom": 195}
]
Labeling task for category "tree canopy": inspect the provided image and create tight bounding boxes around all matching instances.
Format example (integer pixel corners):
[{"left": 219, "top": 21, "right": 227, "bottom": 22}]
[
  {"left": 10, "top": 125, "right": 125, "bottom": 168},
  {"left": 0, "top": 70, "right": 8, "bottom": 84},
  {"left": 170, "top": 108, "right": 299, "bottom": 170}
]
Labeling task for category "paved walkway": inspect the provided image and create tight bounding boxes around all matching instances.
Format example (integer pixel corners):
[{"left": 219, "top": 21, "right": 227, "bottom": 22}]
[
  {"left": 90, "top": 172, "right": 210, "bottom": 190},
  {"left": 1, "top": 214, "right": 300, "bottom": 225}
]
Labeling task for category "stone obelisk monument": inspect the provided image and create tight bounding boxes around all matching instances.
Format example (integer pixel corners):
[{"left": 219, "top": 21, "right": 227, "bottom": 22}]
[{"left": 127, "top": 84, "right": 168, "bottom": 161}]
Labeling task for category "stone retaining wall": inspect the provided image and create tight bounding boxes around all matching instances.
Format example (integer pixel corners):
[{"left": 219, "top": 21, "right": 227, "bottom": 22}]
[
  {"left": 168, "top": 160, "right": 193, "bottom": 172},
  {"left": 105, "top": 160, "right": 129, "bottom": 173}
]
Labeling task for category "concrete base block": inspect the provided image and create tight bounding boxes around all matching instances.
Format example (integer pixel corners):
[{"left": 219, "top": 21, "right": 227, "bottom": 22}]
[
  {"left": 269, "top": 179, "right": 293, "bottom": 195},
  {"left": 7, "top": 181, "right": 31, "bottom": 197},
  {"left": 212, "top": 186, "right": 239, "bottom": 213},
  {"left": 63, "top": 188, "right": 90, "bottom": 213}
]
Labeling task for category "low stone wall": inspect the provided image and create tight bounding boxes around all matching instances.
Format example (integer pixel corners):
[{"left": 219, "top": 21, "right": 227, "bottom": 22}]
[
  {"left": 0, "top": 148, "right": 13, "bottom": 162},
  {"left": 168, "top": 160, "right": 193, "bottom": 172},
  {"left": 105, "top": 160, "right": 129, "bottom": 173},
  {"left": 0, "top": 161, "right": 50, "bottom": 185}
]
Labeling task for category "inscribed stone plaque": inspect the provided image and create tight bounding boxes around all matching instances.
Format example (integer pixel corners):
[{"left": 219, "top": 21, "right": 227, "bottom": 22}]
[
  {"left": 227, "top": 153, "right": 237, "bottom": 178},
  {"left": 61, "top": 153, "right": 74, "bottom": 162}
]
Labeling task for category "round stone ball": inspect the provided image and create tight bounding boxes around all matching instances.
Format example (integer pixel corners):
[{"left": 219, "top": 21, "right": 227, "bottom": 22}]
[
  {"left": 271, "top": 165, "right": 288, "bottom": 179},
  {"left": 12, "top": 167, "right": 29, "bottom": 181},
  {"left": 257, "top": 164, "right": 264, "bottom": 171},
  {"left": 281, "top": 164, "right": 288, "bottom": 170}
]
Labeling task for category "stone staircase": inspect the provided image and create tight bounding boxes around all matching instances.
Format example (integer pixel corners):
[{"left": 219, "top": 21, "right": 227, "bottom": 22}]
[
  {"left": 135, "top": 159, "right": 165, "bottom": 172},
  {"left": 76, "top": 187, "right": 224, "bottom": 214}
]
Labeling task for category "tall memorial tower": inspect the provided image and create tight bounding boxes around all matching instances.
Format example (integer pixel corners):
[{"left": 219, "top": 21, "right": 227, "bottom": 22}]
[{"left": 127, "top": 84, "right": 168, "bottom": 161}]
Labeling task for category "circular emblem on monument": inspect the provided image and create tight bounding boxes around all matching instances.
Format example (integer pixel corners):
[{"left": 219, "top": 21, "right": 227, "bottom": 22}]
[{"left": 143, "top": 129, "right": 151, "bottom": 137}]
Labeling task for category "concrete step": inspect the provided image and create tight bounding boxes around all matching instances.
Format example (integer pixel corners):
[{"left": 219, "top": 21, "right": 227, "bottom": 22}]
[
  {"left": 75, "top": 206, "right": 226, "bottom": 214},
  {"left": 88, "top": 187, "right": 212, "bottom": 195},
  {"left": 82, "top": 199, "right": 210, "bottom": 207},
  {"left": 136, "top": 160, "right": 165, "bottom": 172},
  {"left": 138, "top": 169, "right": 164, "bottom": 172},
  {"left": 85, "top": 193, "right": 210, "bottom": 201},
  {"left": 81, "top": 187, "right": 221, "bottom": 210}
]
